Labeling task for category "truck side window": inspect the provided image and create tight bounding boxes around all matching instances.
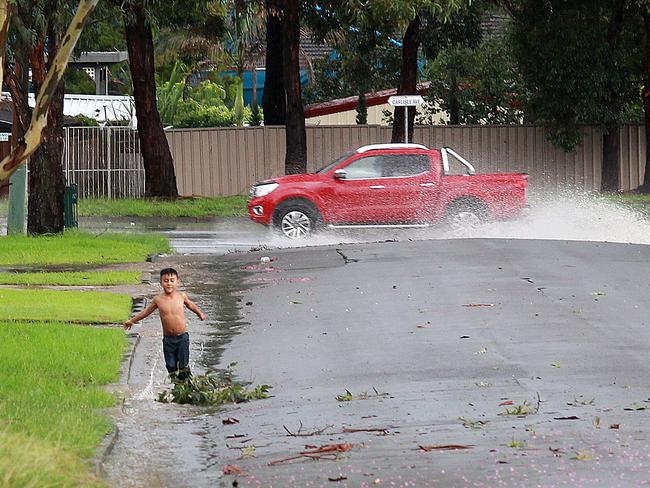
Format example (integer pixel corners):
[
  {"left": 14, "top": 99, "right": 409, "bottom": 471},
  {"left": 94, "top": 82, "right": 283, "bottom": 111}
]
[
  {"left": 382, "top": 154, "right": 430, "bottom": 177},
  {"left": 343, "top": 156, "right": 384, "bottom": 179}
]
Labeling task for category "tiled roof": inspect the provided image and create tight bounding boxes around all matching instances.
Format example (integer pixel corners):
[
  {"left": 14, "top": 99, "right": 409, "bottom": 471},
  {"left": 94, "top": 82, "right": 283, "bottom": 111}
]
[{"left": 253, "top": 32, "right": 332, "bottom": 69}]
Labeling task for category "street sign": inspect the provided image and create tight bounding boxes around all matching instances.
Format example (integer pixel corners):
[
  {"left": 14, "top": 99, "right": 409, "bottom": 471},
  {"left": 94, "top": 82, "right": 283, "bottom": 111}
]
[{"left": 388, "top": 95, "right": 424, "bottom": 107}]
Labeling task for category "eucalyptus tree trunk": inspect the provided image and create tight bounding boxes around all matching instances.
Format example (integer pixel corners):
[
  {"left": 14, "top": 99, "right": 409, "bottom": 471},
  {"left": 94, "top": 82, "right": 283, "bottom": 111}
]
[
  {"left": 22, "top": 23, "right": 65, "bottom": 234},
  {"left": 391, "top": 16, "right": 420, "bottom": 143},
  {"left": 638, "top": 11, "right": 650, "bottom": 193},
  {"left": 124, "top": 0, "right": 178, "bottom": 198},
  {"left": 281, "top": 0, "right": 306, "bottom": 174},
  {"left": 601, "top": 126, "right": 620, "bottom": 193},
  {"left": 263, "top": 0, "right": 286, "bottom": 125}
]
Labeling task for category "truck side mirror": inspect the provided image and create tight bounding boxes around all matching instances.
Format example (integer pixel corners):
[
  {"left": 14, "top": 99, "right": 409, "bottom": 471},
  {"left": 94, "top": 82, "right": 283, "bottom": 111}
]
[{"left": 333, "top": 169, "right": 347, "bottom": 180}]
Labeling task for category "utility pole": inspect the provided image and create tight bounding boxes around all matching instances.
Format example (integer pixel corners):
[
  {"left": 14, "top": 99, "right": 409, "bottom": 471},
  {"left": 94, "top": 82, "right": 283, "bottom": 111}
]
[
  {"left": 7, "top": 165, "right": 26, "bottom": 234},
  {"left": 7, "top": 57, "right": 27, "bottom": 235}
]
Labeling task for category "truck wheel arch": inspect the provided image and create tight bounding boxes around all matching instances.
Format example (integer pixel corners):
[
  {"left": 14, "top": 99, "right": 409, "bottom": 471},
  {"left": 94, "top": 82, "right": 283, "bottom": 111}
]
[
  {"left": 272, "top": 198, "right": 324, "bottom": 239},
  {"left": 444, "top": 197, "right": 490, "bottom": 222}
]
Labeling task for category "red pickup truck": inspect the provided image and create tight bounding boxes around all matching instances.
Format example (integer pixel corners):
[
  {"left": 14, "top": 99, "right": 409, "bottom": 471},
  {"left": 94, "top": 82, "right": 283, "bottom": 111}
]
[{"left": 248, "top": 143, "right": 527, "bottom": 239}]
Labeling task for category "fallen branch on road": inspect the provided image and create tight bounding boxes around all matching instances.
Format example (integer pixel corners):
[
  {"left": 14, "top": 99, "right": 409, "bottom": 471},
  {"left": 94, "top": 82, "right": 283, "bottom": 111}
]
[
  {"left": 268, "top": 443, "right": 353, "bottom": 466},
  {"left": 342, "top": 427, "right": 391, "bottom": 434},
  {"left": 283, "top": 421, "right": 334, "bottom": 437}
]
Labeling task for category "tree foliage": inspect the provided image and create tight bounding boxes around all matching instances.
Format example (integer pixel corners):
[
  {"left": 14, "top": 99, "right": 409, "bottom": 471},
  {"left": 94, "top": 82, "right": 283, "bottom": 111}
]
[
  {"left": 423, "top": 38, "right": 527, "bottom": 124},
  {"left": 507, "top": 0, "right": 644, "bottom": 150}
]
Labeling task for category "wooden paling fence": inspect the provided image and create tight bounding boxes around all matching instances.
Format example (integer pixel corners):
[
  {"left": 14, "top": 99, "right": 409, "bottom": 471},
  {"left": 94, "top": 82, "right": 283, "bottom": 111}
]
[{"left": 59, "top": 124, "right": 647, "bottom": 198}]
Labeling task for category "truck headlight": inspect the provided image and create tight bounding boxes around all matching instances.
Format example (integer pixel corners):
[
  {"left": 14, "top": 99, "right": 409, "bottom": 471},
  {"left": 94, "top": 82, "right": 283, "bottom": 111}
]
[{"left": 250, "top": 183, "right": 279, "bottom": 198}]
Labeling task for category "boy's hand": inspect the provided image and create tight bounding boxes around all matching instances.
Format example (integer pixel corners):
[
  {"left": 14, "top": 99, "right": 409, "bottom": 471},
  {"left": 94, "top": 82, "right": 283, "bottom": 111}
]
[
  {"left": 123, "top": 319, "right": 134, "bottom": 330},
  {"left": 198, "top": 312, "right": 206, "bottom": 321}
]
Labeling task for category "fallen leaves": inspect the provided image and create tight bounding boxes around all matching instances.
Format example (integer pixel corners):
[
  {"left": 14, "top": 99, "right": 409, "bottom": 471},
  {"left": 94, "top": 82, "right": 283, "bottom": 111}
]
[
  {"left": 336, "top": 387, "right": 390, "bottom": 402},
  {"left": 499, "top": 401, "right": 538, "bottom": 416},
  {"left": 417, "top": 444, "right": 474, "bottom": 451},
  {"left": 624, "top": 403, "right": 646, "bottom": 411},
  {"left": 283, "top": 422, "right": 334, "bottom": 437},
  {"left": 336, "top": 389, "right": 354, "bottom": 402},
  {"left": 223, "top": 464, "right": 241, "bottom": 475},
  {"left": 459, "top": 417, "right": 489, "bottom": 429},
  {"left": 222, "top": 417, "right": 240, "bottom": 425},
  {"left": 268, "top": 443, "right": 353, "bottom": 466}
]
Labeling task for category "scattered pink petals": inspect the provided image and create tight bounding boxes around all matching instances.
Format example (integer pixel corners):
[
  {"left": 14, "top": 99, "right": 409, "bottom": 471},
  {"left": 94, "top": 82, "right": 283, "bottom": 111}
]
[{"left": 223, "top": 464, "right": 241, "bottom": 475}]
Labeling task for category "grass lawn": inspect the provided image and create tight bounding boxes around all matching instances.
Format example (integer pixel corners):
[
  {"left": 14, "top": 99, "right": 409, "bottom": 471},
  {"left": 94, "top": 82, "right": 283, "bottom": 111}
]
[
  {"left": 604, "top": 192, "right": 650, "bottom": 215},
  {"left": 0, "top": 321, "right": 125, "bottom": 486},
  {"left": 0, "top": 270, "right": 141, "bottom": 286},
  {"left": 0, "top": 230, "right": 170, "bottom": 266},
  {"left": 0, "top": 288, "right": 132, "bottom": 323},
  {"left": 79, "top": 195, "right": 248, "bottom": 218}
]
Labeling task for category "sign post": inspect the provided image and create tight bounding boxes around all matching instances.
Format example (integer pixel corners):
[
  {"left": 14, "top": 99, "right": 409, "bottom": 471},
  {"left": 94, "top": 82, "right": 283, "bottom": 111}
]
[{"left": 388, "top": 95, "right": 424, "bottom": 143}]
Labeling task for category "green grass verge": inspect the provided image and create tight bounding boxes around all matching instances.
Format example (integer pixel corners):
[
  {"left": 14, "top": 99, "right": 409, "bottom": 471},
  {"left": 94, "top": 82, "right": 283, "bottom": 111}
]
[
  {"left": 0, "top": 270, "right": 140, "bottom": 286},
  {"left": 603, "top": 193, "right": 650, "bottom": 215},
  {"left": 0, "top": 288, "right": 132, "bottom": 323},
  {"left": 78, "top": 195, "right": 248, "bottom": 218},
  {"left": 0, "top": 230, "right": 170, "bottom": 266},
  {"left": 0, "top": 429, "right": 104, "bottom": 487},
  {"left": 0, "top": 321, "right": 125, "bottom": 486}
]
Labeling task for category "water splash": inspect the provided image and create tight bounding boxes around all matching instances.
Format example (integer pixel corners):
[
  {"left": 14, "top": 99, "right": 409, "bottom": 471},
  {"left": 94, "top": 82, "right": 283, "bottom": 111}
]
[
  {"left": 444, "top": 192, "right": 650, "bottom": 244},
  {"left": 260, "top": 192, "right": 650, "bottom": 248}
]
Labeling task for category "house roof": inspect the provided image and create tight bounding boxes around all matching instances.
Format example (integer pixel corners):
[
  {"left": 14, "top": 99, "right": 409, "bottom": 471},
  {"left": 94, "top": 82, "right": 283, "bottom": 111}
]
[
  {"left": 0, "top": 93, "right": 135, "bottom": 123},
  {"left": 304, "top": 82, "right": 431, "bottom": 118},
  {"left": 69, "top": 51, "right": 129, "bottom": 66}
]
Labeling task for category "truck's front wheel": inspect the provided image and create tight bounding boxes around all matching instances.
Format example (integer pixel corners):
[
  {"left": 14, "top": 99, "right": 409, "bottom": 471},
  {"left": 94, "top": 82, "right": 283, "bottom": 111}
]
[{"left": 273, "top": 201, "right": 321, "bottom": 239}]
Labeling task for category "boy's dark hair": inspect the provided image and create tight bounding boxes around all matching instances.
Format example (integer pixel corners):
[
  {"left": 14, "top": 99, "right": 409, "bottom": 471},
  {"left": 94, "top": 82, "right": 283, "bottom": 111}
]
[{"left": 160, "top": 268, "right": 179, "bottom": 279}]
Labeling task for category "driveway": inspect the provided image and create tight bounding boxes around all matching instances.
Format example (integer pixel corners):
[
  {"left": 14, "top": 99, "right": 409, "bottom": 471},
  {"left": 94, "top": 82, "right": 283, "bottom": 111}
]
[{"left": 102, "top": 237, "right": 650, "bottom": 487}]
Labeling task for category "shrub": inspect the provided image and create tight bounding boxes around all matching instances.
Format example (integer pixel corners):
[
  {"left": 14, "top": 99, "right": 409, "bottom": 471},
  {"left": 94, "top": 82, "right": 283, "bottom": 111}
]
[{"left": 175, "top": 105, "right": 234, "bottom": 128}]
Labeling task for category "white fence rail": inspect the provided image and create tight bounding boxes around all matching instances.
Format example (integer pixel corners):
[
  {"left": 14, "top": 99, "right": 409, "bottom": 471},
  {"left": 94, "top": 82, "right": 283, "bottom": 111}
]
[{"left": 63, "top": 126, "right": 145, "bottom": 198}]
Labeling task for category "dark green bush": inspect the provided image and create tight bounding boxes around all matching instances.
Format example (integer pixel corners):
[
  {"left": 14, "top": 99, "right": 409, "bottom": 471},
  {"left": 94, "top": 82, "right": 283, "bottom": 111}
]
[{"left": 175, "top": 105, "right": 234, "bottom": 128}]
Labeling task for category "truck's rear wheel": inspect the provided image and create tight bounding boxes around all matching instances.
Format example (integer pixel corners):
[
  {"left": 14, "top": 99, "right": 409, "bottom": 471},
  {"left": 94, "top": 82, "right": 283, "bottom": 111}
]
[
  {"left": 443, "top": 199, "right": 489, "bottom": 230},
  {"left": 273, "top": 201, "right": 321, "bottom": 239}
]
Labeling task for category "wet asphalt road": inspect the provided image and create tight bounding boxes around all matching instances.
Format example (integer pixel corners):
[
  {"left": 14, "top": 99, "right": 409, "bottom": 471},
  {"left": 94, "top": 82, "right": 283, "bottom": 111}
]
[{"left": 102, "top": 236, "right": 650, "bottom": 488}]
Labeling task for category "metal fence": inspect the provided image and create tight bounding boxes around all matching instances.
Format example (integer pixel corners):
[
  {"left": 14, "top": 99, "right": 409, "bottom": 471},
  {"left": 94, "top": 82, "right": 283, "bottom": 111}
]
[
  {"left": 63, "top": 126, "right": 145, "bottom": 198},
  {"left": 60, "top": 124, "right": 647, "bottom": 198}
]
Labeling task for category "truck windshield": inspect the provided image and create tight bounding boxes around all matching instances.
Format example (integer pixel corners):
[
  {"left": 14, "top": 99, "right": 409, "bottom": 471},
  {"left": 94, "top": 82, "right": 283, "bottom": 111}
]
[{"left": 314, "top": 152, "right": 354, "bottom": 174}]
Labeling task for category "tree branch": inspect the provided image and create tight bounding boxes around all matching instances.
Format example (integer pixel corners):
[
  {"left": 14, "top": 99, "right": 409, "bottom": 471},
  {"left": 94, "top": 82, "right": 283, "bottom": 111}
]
[{"left": 0, "top": 0, "right": 99, "bottom": 181}]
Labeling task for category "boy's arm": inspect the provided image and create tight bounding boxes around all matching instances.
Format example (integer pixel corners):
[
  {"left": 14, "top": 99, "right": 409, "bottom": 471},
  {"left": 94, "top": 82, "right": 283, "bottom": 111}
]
[
  {"left": 123, "top": 299, "right": 158, "bottom": 330},
  {"left": 183, "top": 293, "right": 206, "bottom": 321}
]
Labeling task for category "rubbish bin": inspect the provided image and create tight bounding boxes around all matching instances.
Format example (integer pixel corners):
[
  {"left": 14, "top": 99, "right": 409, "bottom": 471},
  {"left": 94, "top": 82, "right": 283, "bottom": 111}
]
[{"left": 64, "top": 183, "right": 78, "bottom": 229}]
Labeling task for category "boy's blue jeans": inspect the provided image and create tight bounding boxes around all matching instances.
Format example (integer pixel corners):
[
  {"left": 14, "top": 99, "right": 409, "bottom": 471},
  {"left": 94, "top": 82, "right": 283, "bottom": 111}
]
[{"left": 162, "top": 332, "right": 191, "bottom": 381}]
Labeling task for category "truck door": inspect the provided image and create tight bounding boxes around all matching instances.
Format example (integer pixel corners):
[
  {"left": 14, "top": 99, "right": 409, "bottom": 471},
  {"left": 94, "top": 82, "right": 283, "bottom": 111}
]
[
  {"left": 326, "top": 154, "right": 393, "bottom": 223},
  {"left": 378, "top": 152, "right": 438, "bottom": 222}
]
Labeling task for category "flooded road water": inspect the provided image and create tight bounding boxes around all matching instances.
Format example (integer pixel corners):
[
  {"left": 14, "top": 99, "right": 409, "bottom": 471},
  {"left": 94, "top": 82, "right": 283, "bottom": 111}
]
[{"left": 4, "top": 192, "right": 650, "bottom": 486}]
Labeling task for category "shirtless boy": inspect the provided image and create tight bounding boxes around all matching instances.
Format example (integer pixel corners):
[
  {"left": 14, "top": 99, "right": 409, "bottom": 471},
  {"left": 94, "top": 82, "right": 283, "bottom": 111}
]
[{"left": 124, "top": 268, "right": 206, "bottom": 381}]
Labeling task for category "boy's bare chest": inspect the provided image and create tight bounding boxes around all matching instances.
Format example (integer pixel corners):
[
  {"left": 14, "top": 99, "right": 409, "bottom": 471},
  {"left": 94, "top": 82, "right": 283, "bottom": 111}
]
[{"left": 156, "top": 296, "right": 185, "bottom": 315}]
